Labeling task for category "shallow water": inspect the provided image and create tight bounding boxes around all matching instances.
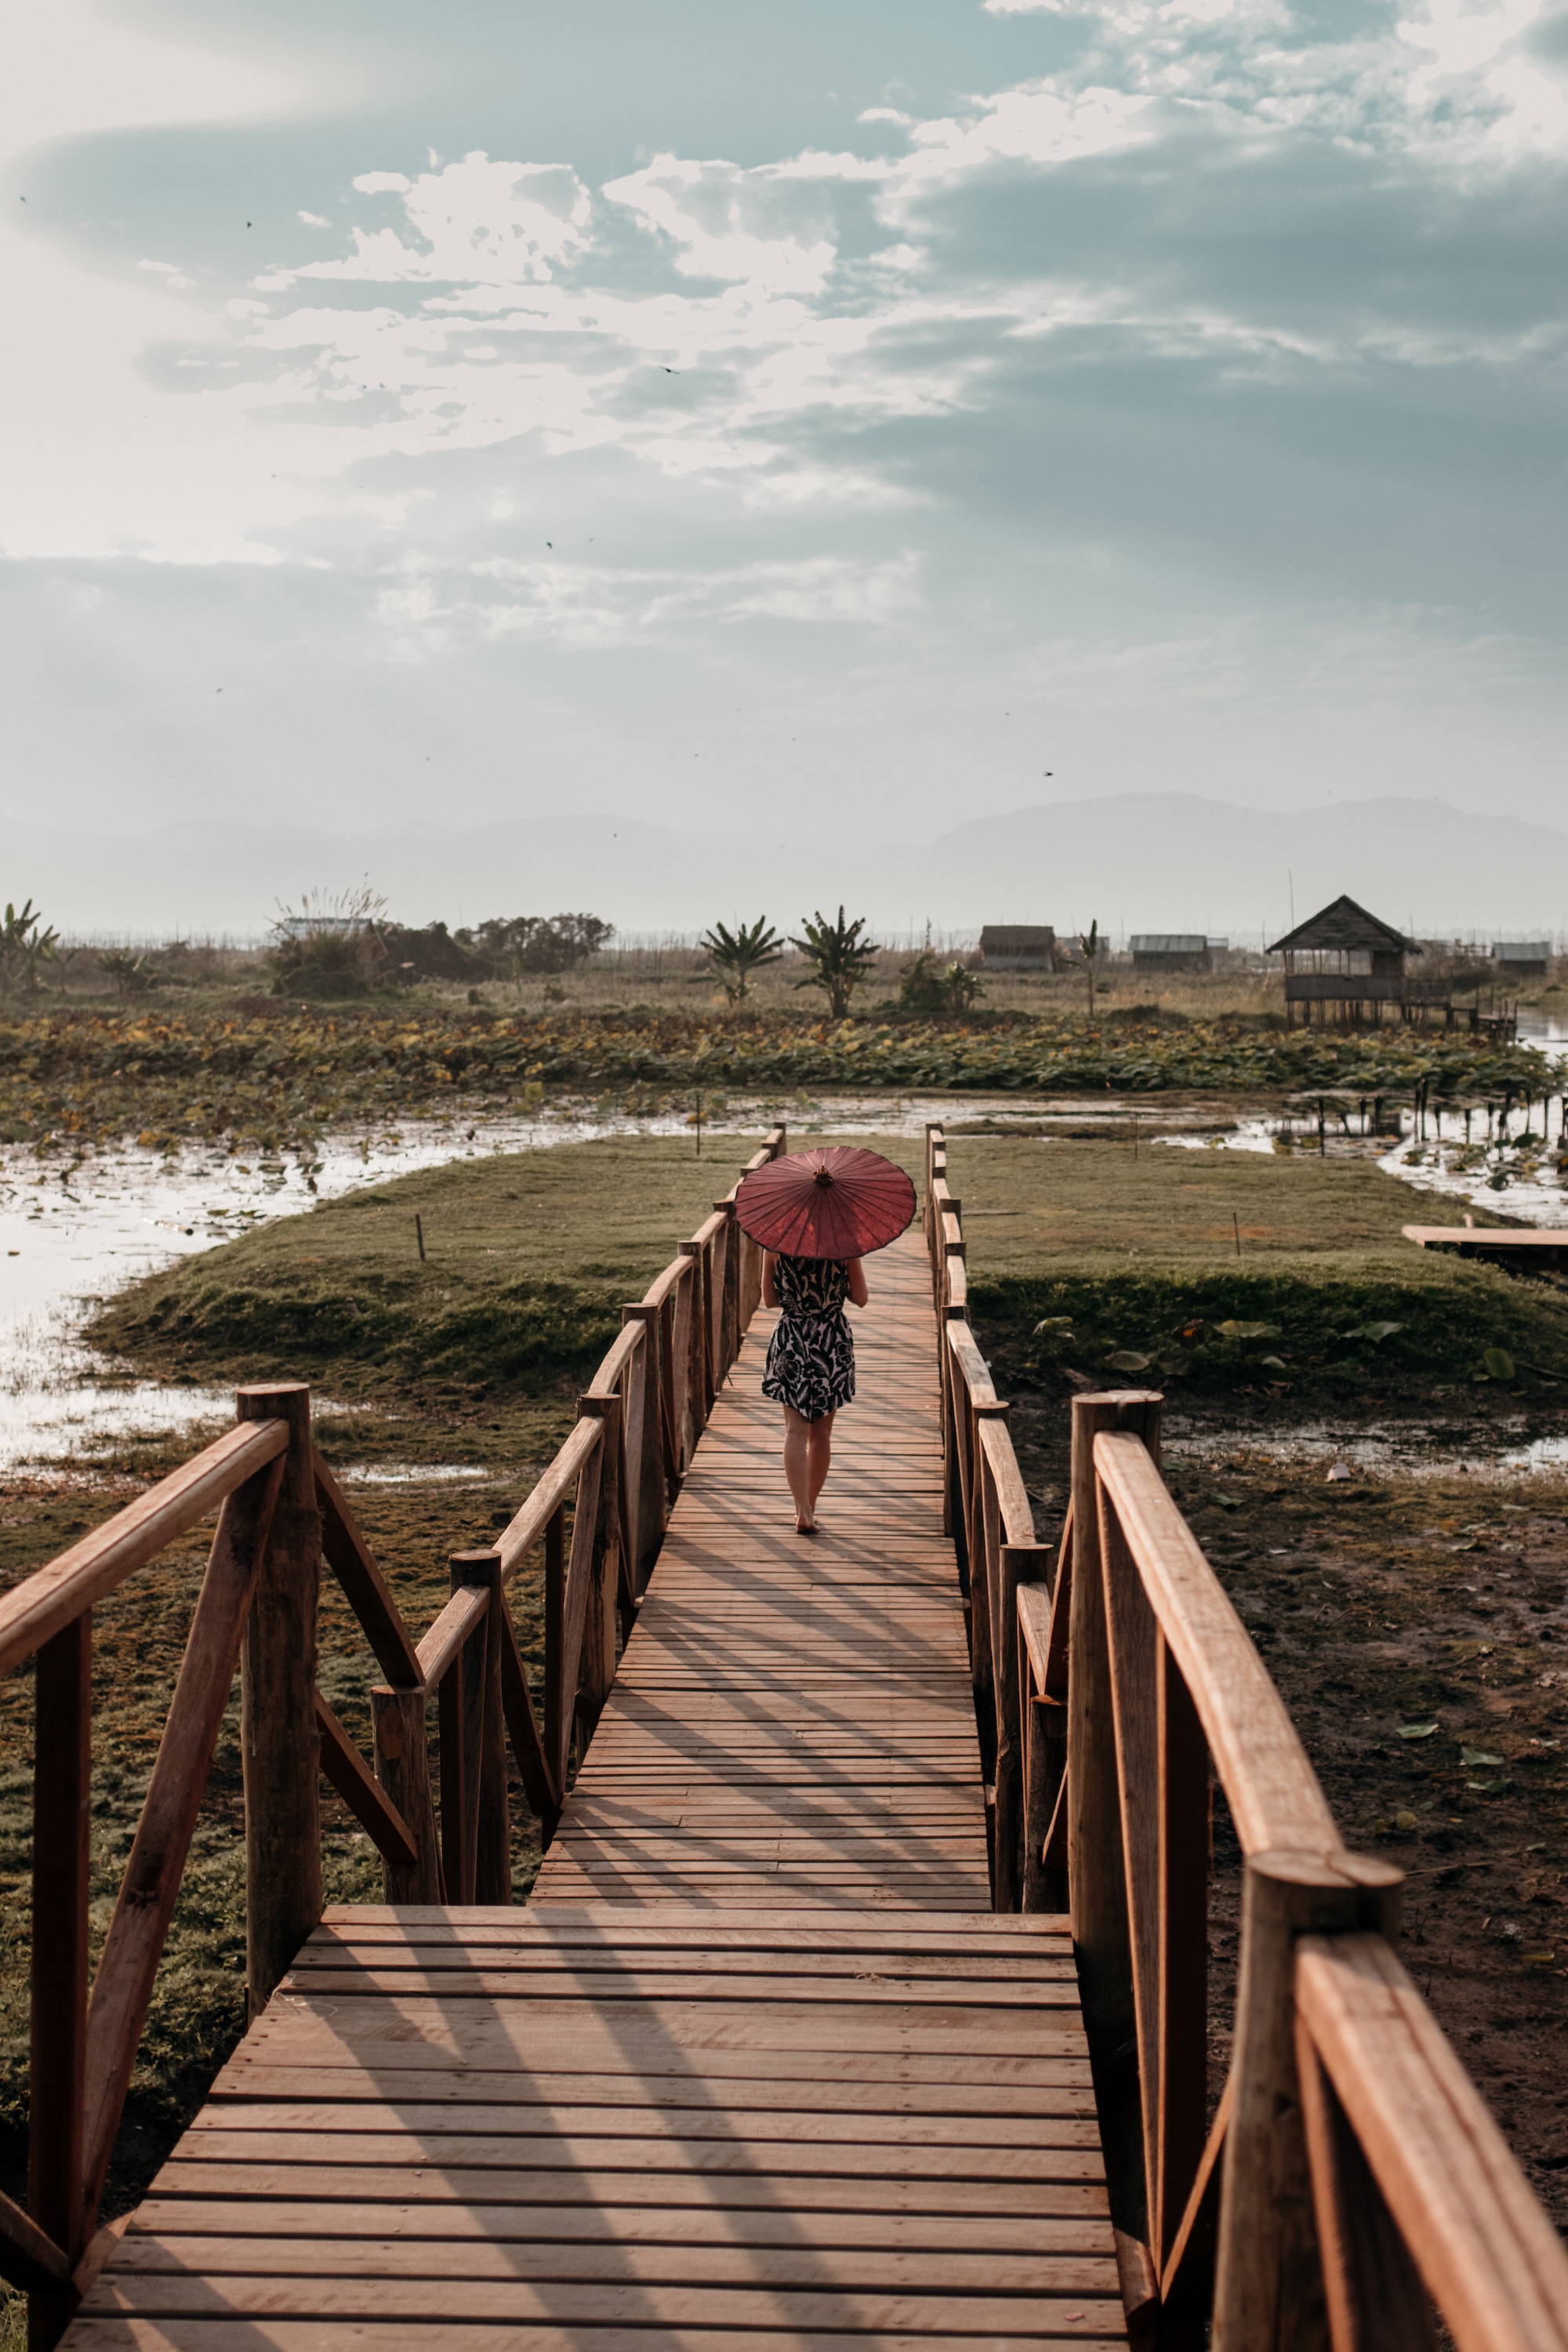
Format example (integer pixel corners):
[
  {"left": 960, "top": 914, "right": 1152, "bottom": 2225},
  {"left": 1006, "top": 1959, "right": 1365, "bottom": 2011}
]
[
  {"left": 3, "top": 1081, "right": 1565, "bottom": 1475},
  {"left": 1166, "top": 1422, "right": 1568, "bottom": 1480},
  {"left": 1156, "top": 1104, "right": 1568, "bottom": 1224},
  {"left": 0, "top": 1106, "right": 702, "bottom": 1472},
  {"left": 0, "top": 1089, "right": 1065, "bottom": 1472}
]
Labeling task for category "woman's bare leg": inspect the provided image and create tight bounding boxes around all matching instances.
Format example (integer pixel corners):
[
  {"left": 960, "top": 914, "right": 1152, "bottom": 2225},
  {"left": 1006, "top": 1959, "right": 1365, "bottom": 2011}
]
[
  {"left": 783, "top": 1407, "right": 837, "bottom": 1530},
  {"left": 782, "top": 1406, "right": 814, "bottom": 1529},
  {"left": 807, "top": 1411, "right": 835, "bottom": 1514}
]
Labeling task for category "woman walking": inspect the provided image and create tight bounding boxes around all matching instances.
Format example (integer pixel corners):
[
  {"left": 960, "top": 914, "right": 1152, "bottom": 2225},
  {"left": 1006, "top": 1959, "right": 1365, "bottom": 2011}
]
[
  {"left": 761, "top": 1248, "right": 869, "bottom": 1532},
  {"left": 733, "top": 1143, "right": 917, "bottom": 1537}
]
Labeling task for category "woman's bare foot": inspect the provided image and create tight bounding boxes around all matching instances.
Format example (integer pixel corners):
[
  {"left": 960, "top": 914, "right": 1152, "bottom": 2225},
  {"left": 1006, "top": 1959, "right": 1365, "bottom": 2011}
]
[{"left": 795, "top": 1514, "right": 817, "bottom": 1534}]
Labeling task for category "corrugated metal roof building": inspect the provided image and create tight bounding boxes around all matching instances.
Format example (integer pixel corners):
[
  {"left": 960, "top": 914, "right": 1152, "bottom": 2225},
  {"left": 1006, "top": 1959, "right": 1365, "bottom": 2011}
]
[
  {"left": 1131, "top": 935, "right": 1210, "bottom": 973},
  {"left": 1494, "top": 941, "right": 1550, "bottom": 975}
]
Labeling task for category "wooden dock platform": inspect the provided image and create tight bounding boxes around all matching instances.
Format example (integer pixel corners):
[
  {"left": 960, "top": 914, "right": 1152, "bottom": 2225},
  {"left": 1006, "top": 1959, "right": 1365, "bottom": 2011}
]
[
  {"left": 65, "top": 1231, "right": 1127, "bottom": 2347},
  {"left": 1404, "top": 1221, "right": 1568, "bottom": 1268}
]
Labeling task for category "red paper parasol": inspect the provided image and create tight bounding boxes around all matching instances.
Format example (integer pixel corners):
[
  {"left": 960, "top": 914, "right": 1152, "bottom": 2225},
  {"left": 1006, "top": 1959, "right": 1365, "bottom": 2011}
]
[{"left": 735, "top": 1146, "right": 916, "bottom": 1261}]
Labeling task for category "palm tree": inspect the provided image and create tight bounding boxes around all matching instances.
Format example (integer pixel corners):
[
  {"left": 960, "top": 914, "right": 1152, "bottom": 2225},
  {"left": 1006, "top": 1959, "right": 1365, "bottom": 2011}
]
[
  {"left": 790, "top": 906, "right": 880, "bottom": 1019},
  {"left": 699, "top": 916, "right": 785, "bottom": 1004}
]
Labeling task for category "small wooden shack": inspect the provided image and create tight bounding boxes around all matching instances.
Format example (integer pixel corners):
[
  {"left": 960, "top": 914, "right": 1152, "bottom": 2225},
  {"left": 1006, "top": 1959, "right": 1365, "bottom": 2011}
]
[
  {"left": 1494, "top": 941, "right": 1550, "bottom": 978},
  {"left": 1131, "top": 934, "right": 1210, "bottom": 974},
  {"left": 1268, "top": 894, "right": 1504, "bottom": 1032},
  {"left": 977, "top": 924, "right": 1055, "bottom": 971}
]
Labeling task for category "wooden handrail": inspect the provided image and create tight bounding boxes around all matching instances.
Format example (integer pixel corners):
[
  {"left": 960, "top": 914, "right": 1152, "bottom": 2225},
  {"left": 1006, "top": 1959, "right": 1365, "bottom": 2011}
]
[
  {"left": 1296, "top": 1934, "right": 1568, "bottom": 2351},
  {"left": 641, "top": 1252, "right": 695, "bottom": 1309},
  {"left": 933, "top": 1113, "right": 1568, "bottom": 2349},
  {"left": 586, "top": 1315, "right": 644, "bottom": 1398},
  {"left": 494, "top": 1416, "right": 601, "bottom": 1584},
  {"left": 0, "top": 1419, "right": 287, "bottom": 1675},
  {"left": 977, "top": 1413, "right": 1035, "bottom": 1551},
  {"left": 1093, "top": 1427, "right": 1336, "bottom": 1858},
  {"left": 944, "top": 1316, "right": 998, "bottom": 1405},
  {"left": 413, "top": 1578, "right": 488, "bottom": 1688}
]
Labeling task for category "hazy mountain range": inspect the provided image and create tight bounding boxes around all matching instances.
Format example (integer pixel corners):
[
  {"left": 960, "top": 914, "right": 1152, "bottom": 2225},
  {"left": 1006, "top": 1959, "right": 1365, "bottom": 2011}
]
[{"left": 5, "top": 793, "right": 1561, "bottom": 944}]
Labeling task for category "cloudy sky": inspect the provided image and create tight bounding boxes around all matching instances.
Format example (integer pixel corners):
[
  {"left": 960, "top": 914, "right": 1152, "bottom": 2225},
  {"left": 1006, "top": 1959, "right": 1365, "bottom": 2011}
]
[{"left": 2, "top": 0, "right": 1566, "bottom": 900}]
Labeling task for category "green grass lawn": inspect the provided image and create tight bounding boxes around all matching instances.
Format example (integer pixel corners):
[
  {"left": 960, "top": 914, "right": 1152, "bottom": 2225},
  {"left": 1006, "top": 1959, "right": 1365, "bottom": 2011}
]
[{"left": 946, "top": 1133, "right": 1568, "bottom": 1399}]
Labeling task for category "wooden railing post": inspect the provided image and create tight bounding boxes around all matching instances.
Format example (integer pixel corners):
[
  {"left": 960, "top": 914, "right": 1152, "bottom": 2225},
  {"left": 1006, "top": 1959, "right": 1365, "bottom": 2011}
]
[
  {"left": 28, "top": 1612, "right": 91, "bottom": 2342},
  {"left": 543, "top": 1502, "right": 566, "bottom": 1802},
  {"left": 1156, "top": 1639, "right": 1210, "bottom": 2280},
  {"left": 992, "top": 1540, "right": 1050, "bottom": 1912},
  {"left": 237, "top": 1381, "right": 321, "bottom": 2019},
  {"left": 1018, "top": 1592, "right": 1068, "bottom": 1918},
  {"left": 450, "top": 1550, "right": 510, "bottom": 1905},
  {"left": 1212, "top": 1850, "right": 1401, "bottom": 2351},
  {"left": 371, "top": 1687, "right": 442, "bottom": 1903},
  {"left": 622, "top": 1307, "right": 667, "bottom": 1588},
  {"left": 577, "top": 1395, "right": 620, "bottom": 1722},
  {"left": 674, "top": 1247, "right": 702, "bottom": 1464},
  {"left": 1068, "top": 1387, "right": 1161, "bottom": 2238},
  {"left": 966, "top": 1399, "right": 1004, "bottom": 1768},
  {"left": 714, "top": 1199, "right": 741, "bottom": 1380},
  {"left": 698, "top": 1236, "right": 718, "bottom": 1417}
]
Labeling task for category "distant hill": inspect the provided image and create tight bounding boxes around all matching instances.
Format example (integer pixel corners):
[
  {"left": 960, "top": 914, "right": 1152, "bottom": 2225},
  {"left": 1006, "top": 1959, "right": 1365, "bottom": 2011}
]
[{"left": 2, "top": 792, "right": 1562, "bottom": 940}]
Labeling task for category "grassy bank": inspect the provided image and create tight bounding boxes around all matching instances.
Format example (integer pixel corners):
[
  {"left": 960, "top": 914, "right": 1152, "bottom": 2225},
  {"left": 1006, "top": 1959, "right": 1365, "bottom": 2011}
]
[
  {"left": 950, "top": 1134, "right": 1568, "bottom": 1401},
  {"left": 1, "top": 1005, "right": 1553, "bottom": 1154},
  {"left": 86, "top": 1132, "right": 781, "bottom": 1465}
]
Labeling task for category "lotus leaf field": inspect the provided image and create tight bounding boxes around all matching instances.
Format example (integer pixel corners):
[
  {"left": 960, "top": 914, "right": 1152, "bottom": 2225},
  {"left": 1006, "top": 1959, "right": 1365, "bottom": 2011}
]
[{"left": 0, "top": 1007, "right": 1554, "bottom": 1152}]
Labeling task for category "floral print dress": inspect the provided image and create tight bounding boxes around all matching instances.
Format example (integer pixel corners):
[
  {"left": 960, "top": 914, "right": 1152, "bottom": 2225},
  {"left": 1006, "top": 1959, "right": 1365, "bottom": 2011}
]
[{"left": 761, "top": 1254, "right": 856, "bottom": 1424}]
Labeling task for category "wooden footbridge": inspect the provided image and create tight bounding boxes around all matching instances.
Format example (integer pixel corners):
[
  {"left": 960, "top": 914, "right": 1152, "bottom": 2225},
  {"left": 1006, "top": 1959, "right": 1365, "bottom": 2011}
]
[{"left": 3, "top": 1127, "right": 1566, "bottom": 2350}]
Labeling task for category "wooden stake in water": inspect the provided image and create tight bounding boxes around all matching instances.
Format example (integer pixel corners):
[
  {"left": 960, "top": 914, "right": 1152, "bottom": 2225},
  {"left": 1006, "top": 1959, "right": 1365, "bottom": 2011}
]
[
  {"left": 415, "top": 1214, "right": 426, "bottom": 1262},
  {"left": 1233, "top": 1211, "right": 1241, "bottom": 1259}
]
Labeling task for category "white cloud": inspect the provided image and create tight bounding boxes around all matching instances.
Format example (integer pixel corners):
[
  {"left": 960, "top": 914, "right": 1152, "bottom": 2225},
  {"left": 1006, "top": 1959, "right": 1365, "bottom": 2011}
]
[
  {"left": 5, "top": 0, "right": 1568, "bottom": 590},
  {"left": 263, "top": 153, "right": 593, "bottom": 290},
  {"left": 373, "top": 550, "right": 923, "bottom": 654},
  {"left": 137, "top": 258, "right": 195, "bottom": 290}
]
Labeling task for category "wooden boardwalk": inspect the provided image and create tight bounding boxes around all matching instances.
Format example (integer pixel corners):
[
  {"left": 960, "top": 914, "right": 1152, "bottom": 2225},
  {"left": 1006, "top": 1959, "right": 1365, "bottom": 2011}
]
[
  {"left": 66, "top": 1231, "right": 1127, "bottom": 2348},
  {"left": 534, "top": 1232, "right": 989, "bottom": 1911}
]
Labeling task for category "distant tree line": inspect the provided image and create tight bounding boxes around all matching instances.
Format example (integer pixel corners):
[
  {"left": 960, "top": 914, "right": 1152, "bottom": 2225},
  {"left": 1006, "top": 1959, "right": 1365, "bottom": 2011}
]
[{"left": 267, "top": 898, "right": 615, "bottom": 998}]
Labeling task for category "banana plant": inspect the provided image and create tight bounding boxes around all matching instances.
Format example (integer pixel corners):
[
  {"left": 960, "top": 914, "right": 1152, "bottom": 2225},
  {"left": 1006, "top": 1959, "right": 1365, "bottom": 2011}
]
[
  {"left": 789, "top": 906, "right": 880, "bottom": 1019},
  {"left": 0, "top": 900, "right": 60, "bottom": 996},
  {"left": 699, "top": 916, "right": 784, "bottom": 1004}
]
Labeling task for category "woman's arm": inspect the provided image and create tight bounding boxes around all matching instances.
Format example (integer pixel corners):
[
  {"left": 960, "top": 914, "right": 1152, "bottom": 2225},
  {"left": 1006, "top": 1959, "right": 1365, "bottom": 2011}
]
[
  {"left": 846, "top": 1257, "right": 869, "bottom": 1308},
  {"left": 762, "top": 1251, "right": 779, "bottom": 1310}
]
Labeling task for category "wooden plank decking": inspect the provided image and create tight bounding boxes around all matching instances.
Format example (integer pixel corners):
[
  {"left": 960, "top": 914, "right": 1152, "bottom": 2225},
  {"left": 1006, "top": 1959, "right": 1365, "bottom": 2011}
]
[
  {"left": 1404, "top": 1221, "right": 1568, "bottom": 1265},
  {"left": 66, "top": 1230, "right": 1127, "bottom": 2349}
]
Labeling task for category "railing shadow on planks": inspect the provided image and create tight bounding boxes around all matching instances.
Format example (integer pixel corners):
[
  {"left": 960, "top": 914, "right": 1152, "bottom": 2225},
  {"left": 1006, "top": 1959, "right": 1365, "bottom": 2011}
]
[
  {"left": 925, "top": 1119, "right": 1568, "bottom": 2352},
  {"left": 0, "top": 1123, "right": 786, "bottom": 2348}
]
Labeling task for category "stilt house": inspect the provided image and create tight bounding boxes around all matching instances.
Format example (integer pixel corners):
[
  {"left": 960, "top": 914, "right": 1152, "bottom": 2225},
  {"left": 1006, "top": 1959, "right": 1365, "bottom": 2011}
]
[{"left": 1268, "top": 894, "right": 1501, "bottom": 1032}]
